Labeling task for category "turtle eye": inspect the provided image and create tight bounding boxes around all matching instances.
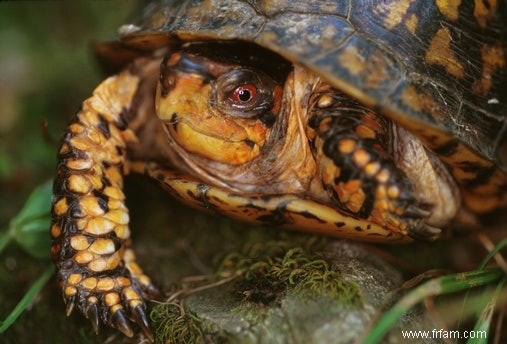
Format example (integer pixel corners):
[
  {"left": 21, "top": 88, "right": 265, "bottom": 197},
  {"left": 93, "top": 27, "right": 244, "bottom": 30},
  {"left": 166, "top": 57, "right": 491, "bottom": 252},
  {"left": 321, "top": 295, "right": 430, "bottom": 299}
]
[
  {"left": 214, "top": 69, "right": 275, "bottom": 119},
  {"left": 230, "top": 84, "right": 258, "bottom": 104}
]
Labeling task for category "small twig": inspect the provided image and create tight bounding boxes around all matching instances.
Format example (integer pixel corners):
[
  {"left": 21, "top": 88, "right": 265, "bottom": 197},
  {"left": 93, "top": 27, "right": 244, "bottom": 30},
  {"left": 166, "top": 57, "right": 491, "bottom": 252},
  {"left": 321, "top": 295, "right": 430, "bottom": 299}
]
[
  {"left": 153, "top": 271, "right": 243, "bottom": 305},
  {"left": 476, "top": 232, "right": 507, "bottom": 274},
  {"left": 493, "top": 301, "right": 505, "bottom": 344}
]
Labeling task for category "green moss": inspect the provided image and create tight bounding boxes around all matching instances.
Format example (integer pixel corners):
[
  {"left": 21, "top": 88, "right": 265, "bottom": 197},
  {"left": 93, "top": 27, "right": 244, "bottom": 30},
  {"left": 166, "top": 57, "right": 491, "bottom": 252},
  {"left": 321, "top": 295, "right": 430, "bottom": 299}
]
[
  {"left": 219, "top": 239, "right": 364, "bottom": 307},
  {"left": 151, "top": 302, "right": 205, "bottom": 344}
]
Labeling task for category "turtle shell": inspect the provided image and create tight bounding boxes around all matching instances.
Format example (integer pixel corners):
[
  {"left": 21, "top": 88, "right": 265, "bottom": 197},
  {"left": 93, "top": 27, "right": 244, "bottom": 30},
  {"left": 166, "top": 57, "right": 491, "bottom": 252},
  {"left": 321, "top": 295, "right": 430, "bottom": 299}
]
[{"left": 94, "top": 0, "right": 507, "bottom": 212}]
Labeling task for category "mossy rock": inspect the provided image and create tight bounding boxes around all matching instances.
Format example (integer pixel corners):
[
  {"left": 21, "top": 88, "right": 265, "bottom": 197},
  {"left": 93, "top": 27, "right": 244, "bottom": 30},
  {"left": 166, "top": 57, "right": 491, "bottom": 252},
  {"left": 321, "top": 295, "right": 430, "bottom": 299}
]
[{"left": 151, "top": 241, "right": 439, "bottom": 344}]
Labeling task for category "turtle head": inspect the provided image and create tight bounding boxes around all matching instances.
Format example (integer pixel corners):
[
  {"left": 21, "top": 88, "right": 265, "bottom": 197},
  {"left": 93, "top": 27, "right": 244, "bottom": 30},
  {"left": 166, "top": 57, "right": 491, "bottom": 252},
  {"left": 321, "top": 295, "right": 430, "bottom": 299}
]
[{"left": 156, "top": 49, "right": 283, "bottom": 165}]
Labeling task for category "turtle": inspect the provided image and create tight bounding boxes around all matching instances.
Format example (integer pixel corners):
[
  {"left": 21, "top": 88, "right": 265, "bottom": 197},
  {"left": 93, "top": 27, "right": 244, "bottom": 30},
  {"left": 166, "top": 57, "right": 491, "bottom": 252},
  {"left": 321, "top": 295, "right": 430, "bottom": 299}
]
[{"left": 50, "top": 0, "right": 507, "bottom": 340}]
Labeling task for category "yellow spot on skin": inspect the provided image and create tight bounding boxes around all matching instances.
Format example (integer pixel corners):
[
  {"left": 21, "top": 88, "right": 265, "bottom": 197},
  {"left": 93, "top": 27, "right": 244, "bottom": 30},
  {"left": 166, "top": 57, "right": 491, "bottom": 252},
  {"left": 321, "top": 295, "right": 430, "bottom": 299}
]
[
  {"left": 66, "top": 158, "right": 93, "bottom": 171},
  {"left": 338, "top": 138, "right": 357, "bottom": 154},
  {"left": 89, "top": 238, "right": 116, "bottom": 255},
  {"left": 87, "top": 296, "right": 98, "bottom": 304},
  {"left": 376, "top": 185, "right": 387, "bottom": 199},
  {"left": 105, "top": 292, "right": 121, "bottom": 307},
  {"left": 353, "top": 149, "right": 370, "bottom": 167},
  {"left": 474, "top": 0, "right": 497, "bottom": 28},
  {"left": 114, "top": 225, "right": 130, "bottom": 239},
  {"left": 122, "top": 287, "right": 141, "bottom": 301},
  {"left": 376, "top": 169, "right": 391, "bottom": 183},
  {"left": 139, "top": 275, "right": 152, "bottom": 287},
  {"left": 338, "top": 47, "right": 365, "bottom": 75},
  {"left": 116, "top": 277, "right": 131, "bottom": 287},
  {"left": 437, "top": 0, "right": 461, "bottom": 21},
  {"left": 75, "top": 251, "right": 94, "bottom": 264},
  {"left": 68, "top": 274, "right": 82, "bottom": 285},
  {"left": 97, "top": 277, "right": 115, "bottom": 291},
  {"left": 53, "top": 197, "right": 68, "bottom": 216},
  {"left": 387, "top": 185, "right": 401, "bottom": 199},
  {"left": 404, "top": 13, "right": 419, "bottom": 33},
  {"left": 105, "top": 167, "right": 123, "bottom": 187},
  {"left": 64, "top": 286, "right": 77, "bottom": 296},
  {"left": 317, "top": 95, "right": 334, "bottom": 108},
  {"left": 103, "top": 186, "right": 125, "bottom": 200},
  {"left": 103, "top": 209, "right": 130, "bottom": 225},
  {"left": 82, "top": 277, "right": 98, "bottom": 290},
  {"left": 377, "top": 0, "right": 415, "bottom": 30},
  {"left": 473, "top": 43, "right": 505, "bottom": 96},
  {"left": 69, "top": 123, "right": 85, "bottom": 134},
  {"left": 335, "top": 180, "right": 366, "bottom": 213},
  {"left": 51, "top": 224, "right": 61, "bottom": 238},
  {"left": 80, "top": 196, "right": 105, "bottom": 217},
  {"left": 88, "top": 175, "right": 104, "bottom": 190},
  {"left": 365, "top": 162, "right": 381, "bottom": 176},
  {"left": 67, "top": 174, "right": 92, "bottom": 194},
  {"left": 321, "top": 159, "right": 340, "bottom": 186},
  {"left": 88, "top": 258, "right": 107, "bottom": 272},
  {"left": 107, "top": 199, "right": 124, "bottom": 210},
  {"left": 110, "top": 304, "right": 123, "bottom": 314},
  {"left": 356, "top": 124, "right": 377, "bottom": 140},
  {"left": 70, "top": 235, "right": 90, "bottom": 251},
  {"left": 425, "top": 28, "right": 465, "bottom": 78},
  {"left": 84, "top": 217, "right": 116, "bottom": 235}
]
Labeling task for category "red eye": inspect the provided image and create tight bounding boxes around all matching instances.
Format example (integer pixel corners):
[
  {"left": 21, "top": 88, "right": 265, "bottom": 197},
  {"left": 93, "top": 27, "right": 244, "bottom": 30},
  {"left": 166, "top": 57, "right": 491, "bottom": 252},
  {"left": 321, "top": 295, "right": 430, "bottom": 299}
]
[{"left": 231, "top": 84, "right": 258, "bottom": 103}]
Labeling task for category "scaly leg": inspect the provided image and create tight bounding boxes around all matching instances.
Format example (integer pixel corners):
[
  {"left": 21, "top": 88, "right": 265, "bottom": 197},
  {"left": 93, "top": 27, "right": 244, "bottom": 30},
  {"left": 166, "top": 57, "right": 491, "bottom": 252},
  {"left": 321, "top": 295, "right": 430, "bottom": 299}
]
[
  {"left": 309, "top": 92, "right": 441, "bottom": 240},
  {"left": 50, "top": 65, "right": 158, "bottom": 340}
]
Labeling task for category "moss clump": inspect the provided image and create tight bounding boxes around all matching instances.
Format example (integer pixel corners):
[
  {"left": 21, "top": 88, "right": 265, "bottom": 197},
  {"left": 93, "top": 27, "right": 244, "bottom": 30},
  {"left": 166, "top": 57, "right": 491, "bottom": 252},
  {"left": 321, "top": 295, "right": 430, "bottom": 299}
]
[
  {"left": 219, "top": 239, "right": 364, "bottom": 307},
  {"left": 151, "top": 302, "right": 205, "bottom": 344}
]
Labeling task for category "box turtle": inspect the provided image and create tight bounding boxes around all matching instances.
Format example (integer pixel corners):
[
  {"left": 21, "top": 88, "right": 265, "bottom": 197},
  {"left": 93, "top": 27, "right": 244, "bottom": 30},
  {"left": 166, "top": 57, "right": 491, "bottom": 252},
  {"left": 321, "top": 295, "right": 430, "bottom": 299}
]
[{"left": 50, "top": 0, "right": 507, "bottom": 339}]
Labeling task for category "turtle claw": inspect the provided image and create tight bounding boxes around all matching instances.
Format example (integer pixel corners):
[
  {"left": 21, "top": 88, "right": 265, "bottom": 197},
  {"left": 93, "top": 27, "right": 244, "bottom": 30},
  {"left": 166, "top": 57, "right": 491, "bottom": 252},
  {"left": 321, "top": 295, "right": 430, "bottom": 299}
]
[
  {"left": 65, "top": 296, "right": 76, "bottom": 316},
  {"left": 86, "top": 303, "right": 100, "bottom": 334},
  {"left": 408, "top": 221, "right": 442, "bottom": 241},
  {"left": 132, "top": 305, "right": 154, "bottom": 342},
  {"left": 111, "top": 309, "right": 134, "bottom": 338},
  {"left": 404, "top": 204, "right": 431, "bottom": 219}
]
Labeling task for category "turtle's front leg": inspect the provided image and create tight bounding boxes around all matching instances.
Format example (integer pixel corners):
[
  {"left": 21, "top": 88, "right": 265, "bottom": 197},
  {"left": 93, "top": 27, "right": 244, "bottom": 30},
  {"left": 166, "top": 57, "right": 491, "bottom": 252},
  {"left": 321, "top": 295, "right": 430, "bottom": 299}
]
[
  {"left": 50, "top": 67, "right": 157, "bottom": 340},
  {"left": 309, "top": 93, "right": 441, "bottom": 241}
]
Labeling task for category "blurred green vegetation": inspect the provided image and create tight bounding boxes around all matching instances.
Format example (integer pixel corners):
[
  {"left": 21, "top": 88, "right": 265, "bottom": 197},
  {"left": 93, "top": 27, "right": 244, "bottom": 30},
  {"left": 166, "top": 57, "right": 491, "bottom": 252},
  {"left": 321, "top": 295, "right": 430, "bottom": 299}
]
[
  {"left": 0, "top": 1, "right": 140, "bottom": 219},
  {"left": 0, "top": 1, "right": 141, "bottom": 342}
]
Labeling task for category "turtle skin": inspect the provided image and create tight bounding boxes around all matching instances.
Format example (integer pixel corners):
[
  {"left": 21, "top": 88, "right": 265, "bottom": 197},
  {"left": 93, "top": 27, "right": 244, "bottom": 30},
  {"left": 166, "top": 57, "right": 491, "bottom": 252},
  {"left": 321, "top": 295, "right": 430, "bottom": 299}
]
[{"left": 52, "top": 0, "right": 507, "bottom": 340}]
